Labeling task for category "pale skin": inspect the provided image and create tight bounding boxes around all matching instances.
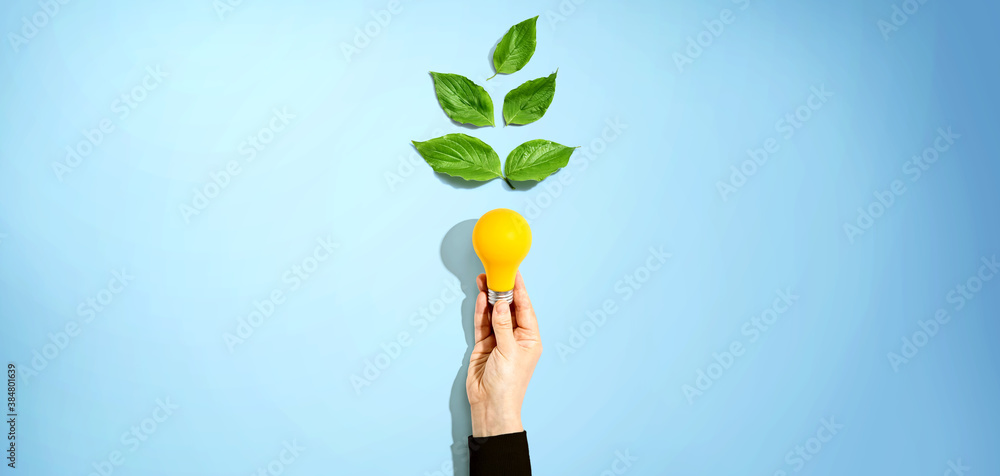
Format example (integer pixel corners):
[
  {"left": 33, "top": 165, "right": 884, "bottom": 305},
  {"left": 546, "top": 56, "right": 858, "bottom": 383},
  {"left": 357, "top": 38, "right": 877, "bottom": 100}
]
[{"left": 467, "top": 272, "right": 543, "bottom": 438}]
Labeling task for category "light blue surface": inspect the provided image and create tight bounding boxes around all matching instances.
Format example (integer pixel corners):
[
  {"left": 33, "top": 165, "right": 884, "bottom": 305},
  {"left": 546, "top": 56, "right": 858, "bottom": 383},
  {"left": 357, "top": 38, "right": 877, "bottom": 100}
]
[{"left": 2, "top": 0, "right": 999, "bottom": 474}]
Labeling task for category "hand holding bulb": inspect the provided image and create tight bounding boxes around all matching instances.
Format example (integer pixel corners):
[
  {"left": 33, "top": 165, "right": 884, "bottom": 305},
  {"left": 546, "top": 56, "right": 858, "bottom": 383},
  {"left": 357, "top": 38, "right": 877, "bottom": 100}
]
[
  {"left": 466, "top": 272, "right": 542, "bottom": 438},
  {"left": 467, "top": 209, "right": 542, "bottom": 438}
]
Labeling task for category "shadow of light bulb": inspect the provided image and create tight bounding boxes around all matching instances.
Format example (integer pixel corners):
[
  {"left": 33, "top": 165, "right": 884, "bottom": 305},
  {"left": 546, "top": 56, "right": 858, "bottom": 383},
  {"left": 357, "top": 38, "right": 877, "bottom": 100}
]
[{"left": 440, "top": 219, "right": 483, "bottom": 476}]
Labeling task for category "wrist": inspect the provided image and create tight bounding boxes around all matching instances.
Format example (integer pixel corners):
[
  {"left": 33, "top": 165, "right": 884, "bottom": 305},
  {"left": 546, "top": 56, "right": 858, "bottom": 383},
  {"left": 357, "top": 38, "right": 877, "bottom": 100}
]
[{"left": 470, "top": 403, "right": 523, "bottom": 437}]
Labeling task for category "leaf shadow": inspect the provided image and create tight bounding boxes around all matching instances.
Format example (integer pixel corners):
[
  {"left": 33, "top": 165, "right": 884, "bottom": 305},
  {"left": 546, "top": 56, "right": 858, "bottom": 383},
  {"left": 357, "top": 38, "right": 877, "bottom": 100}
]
[
  {"left": 409, "top": 143, "right": 492, "bottom": 190},
  {"left": 450, "top": 120, "right": 487, "bottom": 131},
  {"left": 508, "top": 180, "right": 540, "bottom": 191},
  {"left": 487, "top": 38, "right": 501, "bottom": 77},
  {"left": 435, "top": 172, "right": 489, "bottom": 189}
]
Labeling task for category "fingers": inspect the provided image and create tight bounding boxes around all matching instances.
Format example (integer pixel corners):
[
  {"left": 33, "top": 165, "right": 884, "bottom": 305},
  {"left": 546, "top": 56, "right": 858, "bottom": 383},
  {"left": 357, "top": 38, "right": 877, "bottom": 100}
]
[
  {"left": 512, "top": 272, "right": 539, "bottom": 333},
  {"left": 473, "top": 288, "right": 492, "bottom": 343},
  {"left": 491, "top": 300, "right": 517, "bottom": 356},
  {"left": 474, "top": 273, "right": 491, "bottom": 343}
]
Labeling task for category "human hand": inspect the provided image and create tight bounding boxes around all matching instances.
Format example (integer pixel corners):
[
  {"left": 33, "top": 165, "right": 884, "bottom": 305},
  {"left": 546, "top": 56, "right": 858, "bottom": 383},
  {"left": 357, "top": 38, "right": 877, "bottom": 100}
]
[{"left": 466, "top": 272, "right": 542, "bottom": 437}]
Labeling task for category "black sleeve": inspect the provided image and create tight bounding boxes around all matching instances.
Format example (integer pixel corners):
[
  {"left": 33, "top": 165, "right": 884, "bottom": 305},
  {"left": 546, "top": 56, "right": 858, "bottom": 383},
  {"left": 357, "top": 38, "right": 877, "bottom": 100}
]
[{"left": 468, "top": 431, "right": 532, "bottom": 476}]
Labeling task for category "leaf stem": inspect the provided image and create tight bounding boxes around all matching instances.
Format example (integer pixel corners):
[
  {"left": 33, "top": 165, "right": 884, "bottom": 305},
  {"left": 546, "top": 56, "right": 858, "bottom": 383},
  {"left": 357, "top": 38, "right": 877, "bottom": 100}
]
[
  {"left": 486, "top": 73, "right": 498, "bottom": 81},
  {"left": 504, "top": 176, "right": 515, "bottom": 189}
]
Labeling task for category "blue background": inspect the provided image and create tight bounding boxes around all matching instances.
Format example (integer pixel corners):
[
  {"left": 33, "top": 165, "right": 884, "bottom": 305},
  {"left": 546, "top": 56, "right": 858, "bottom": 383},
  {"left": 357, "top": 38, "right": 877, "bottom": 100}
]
[{"left": 2, "top": 0, "right": 999, "bottom": 474}]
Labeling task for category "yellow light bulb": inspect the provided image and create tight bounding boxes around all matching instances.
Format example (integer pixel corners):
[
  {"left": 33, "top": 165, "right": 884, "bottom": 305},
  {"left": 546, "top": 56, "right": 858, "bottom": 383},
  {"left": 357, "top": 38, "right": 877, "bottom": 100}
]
[{"left": 472, "top": 208, "right": 532, "bottom": 304}]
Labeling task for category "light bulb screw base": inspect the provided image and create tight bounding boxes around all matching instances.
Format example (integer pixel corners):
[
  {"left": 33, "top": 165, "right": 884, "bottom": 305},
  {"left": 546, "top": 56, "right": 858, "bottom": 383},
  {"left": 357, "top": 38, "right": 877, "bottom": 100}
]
[{"left": 487, "top": 289, "right": 513, "bottom": 305}]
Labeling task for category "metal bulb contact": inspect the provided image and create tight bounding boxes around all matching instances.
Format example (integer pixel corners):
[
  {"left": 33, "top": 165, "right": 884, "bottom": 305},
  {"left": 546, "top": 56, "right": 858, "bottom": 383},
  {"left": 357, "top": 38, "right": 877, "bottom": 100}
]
[{"left": 487, "top": 289, "right": 513, "bottom": 305}]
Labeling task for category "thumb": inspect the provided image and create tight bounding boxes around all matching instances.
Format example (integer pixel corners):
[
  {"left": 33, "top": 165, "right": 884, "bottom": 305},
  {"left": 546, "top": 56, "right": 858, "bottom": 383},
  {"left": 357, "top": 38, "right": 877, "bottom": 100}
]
[{"left": 491, "top": 300, "right": 517, "bottom": 355}]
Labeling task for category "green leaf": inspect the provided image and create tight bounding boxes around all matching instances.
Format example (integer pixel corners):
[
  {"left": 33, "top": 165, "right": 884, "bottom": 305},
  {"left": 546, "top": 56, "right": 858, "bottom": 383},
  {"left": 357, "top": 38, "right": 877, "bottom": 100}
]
[
  {"left": 490, "top": 16, "right": 538, "bottom": 79},
  {"left": 412, "top": 134, "right": 502, "bottom": 181},
  {"left": 503, "top": 139, "right": 576, "bottom": 182},
  {"left": 502, "top": 71, "right": 557, "bottom": 126},
  {"left": 429, "top": 72, "right": 495, "bottom": 127}
]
